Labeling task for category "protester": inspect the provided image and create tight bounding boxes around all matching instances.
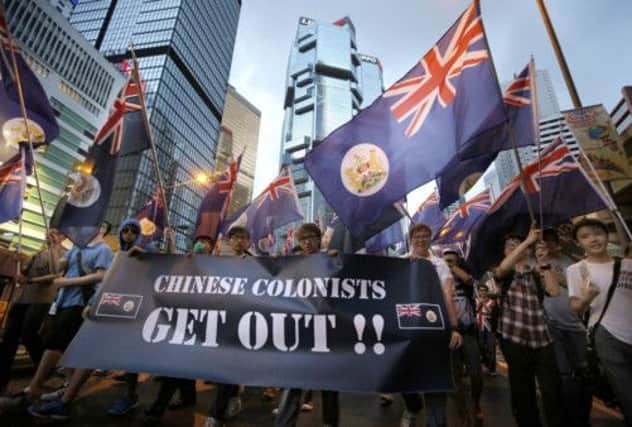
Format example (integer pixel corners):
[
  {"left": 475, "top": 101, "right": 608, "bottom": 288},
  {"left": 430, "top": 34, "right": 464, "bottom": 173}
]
[
  {"left": 14, "top": 221, "right": 114, "bottom": 420},
  {"left": 274, "top": 222, "right": 339, "bottom": 427},
  {"left": 475, "top": 284, "right": 498, "bottom": 375},
  {"left": 442, "top": 248, "right": 483, "bottom": 425},
  {"left": 105, "top": 219, "right": 162, "bottom": 416},
  {"left": 142, "top": 234, "right": 206, "bottom": 426},
  {"left": 567, "top": 218, "right": 632, "bottom": 425},
  {"left": 536, "top": 230, "right": 591, "bottom": 427},
  {"left": 400, "top": 223, "right": 462, "bottom": 427},
  {"left": 0, "top": 229, "right": 66, "bottom": 394},
  {"left": 494, "top": 227, "right": 562, "bottom": 427},
  {"left": 203, "top": 225, "right": 251, "bottom": 427}
]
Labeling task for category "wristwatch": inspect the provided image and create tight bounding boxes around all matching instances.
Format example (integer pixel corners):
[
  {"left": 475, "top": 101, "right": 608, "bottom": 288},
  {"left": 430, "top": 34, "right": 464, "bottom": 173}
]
[{"left": 539, "top": 264, "right": 552, "bottom": 271}]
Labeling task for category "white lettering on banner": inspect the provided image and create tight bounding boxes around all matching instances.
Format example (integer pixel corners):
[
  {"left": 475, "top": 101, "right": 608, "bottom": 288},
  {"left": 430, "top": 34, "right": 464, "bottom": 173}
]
[
  {"left": 238, "top": 311, "right": 268, "bottom": 350},
  {"left": 141, "top": 308, "right": 382, "bottom": 355},
  {"left": 142, "top": 308, "right": 227, "bottom": 346},
  {"left": 226, "top": 277, "right": 387, "bottom": 300}
]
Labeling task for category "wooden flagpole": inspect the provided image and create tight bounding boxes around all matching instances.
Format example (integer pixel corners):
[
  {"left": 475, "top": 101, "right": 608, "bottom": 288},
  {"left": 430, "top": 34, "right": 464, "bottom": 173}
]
[
  {"left": 128, "top": 43, "right": 171, "bottom": 232},
  {"left": 535, "top": 0, "right": 582, "bottom": 109},
  {"left": 529, "top": 56, "right": 545, "bottom": 231}
]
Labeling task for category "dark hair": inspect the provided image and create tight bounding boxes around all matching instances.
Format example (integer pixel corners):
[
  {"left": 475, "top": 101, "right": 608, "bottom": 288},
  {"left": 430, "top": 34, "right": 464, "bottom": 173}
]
[
  {"left": 442, "top": 249, "right": 459, "bottom": 257},
  {"left": 296, "top": 223, "right": 321, "bottom": 240},
  {"left": 542, "top": 228, "right": 559, "bottom": 243},
  {"left": 572, "top": 218, "right": 608, "bottom": 240},
  {"left": 503, "top": 232, "right": 524, "bottom": 243},
  {"left": 228, "top": 226, "right": 250, "bottom": 239},
  {"left": 409, "top": 223, "right": 432, "bottom": 239},
  {"left": 194, "top": 235, "right": 214, "bottom": 245}
]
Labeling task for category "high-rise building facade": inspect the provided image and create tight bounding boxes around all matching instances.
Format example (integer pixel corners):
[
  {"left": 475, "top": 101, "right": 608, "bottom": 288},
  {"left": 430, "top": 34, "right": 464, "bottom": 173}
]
[
  {"left": 215, "top": 84, "right": 261, "bottom": 214},
  {"left": 70, "top": 1, "right": 241, "bottom": 250},
  {"left": 0, "top": 0, "right": 125, "bottom": 252},
  {"left": 280, "top": 16, "right": 383, "bottom": 226}
]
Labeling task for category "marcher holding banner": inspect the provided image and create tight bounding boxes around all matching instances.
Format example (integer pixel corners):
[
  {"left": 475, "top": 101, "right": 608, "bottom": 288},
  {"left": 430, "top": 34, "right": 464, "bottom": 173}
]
[
  {"left": 400, "top": 223, "right": 462, "bottom": 427},
  {"left": 105, "top": 218, "right": 160, "bottom": 417},
  {"left": 203, "top": 225, "right": 251, "bottom": 427},
  {"left": 274, "top": 222, "right": 340, "bottom": 427}
]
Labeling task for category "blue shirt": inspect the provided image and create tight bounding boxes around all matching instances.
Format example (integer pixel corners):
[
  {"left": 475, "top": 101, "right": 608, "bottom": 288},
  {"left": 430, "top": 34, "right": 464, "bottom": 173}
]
[{"left": 55, "top": 242, "right": 114, "bottom": 308}]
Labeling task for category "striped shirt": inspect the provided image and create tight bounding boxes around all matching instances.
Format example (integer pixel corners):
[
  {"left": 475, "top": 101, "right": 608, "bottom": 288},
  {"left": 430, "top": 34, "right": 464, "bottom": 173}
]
[{"left": 498, "top": 268, "right": 552, "bottom": 348}]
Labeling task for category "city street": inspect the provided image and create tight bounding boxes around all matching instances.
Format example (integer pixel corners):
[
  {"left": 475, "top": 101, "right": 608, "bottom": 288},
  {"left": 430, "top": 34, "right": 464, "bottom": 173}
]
[{"left": 2, "top": 364, "right": 624, "bottom": 426}]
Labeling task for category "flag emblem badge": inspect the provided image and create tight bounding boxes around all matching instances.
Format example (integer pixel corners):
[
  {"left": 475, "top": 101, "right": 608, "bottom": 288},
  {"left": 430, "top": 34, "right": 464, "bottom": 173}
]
[
  {"left": 1, "top": 117, "right": 45, "bottom": 146},
  {"left": 139, "top": 217, "right": 157, "bottom": 237},
  {"left": 340, "top": 143, "right": 389, "bottom": 196},
  {"left": 66, "top": 173, "right": 101, "bottom": 208},
  {"left": 396, "top": 303, "right": 445, "bottom": 330},
  {"left": 96, "top": 292, "right": 143, "bottom": 319}
]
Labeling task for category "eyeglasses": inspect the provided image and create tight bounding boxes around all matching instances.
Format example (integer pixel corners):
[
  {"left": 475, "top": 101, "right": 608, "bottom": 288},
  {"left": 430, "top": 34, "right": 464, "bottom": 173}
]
[{"left": 122, "top": 227, "right": 139, "bottom": 234}]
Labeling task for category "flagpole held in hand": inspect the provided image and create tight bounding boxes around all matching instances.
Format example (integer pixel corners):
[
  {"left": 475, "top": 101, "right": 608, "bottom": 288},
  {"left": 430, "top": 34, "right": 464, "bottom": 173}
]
[{"left": 129, "top": 42, "right": 171, "bottom": 232}]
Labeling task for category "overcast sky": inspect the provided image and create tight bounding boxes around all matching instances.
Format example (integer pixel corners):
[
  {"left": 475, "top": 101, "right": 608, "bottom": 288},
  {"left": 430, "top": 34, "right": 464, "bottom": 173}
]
[{"left": 228, "top": 0, "right": 632, "bottom": 210}]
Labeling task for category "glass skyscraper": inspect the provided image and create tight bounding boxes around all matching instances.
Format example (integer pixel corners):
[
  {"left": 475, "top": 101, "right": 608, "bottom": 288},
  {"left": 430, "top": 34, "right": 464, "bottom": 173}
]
[
  {"left": 70, "top": 0, "right": 241, "bottom": 250},
  {"left": 280, "top": 16, "right": 383, "bottom": 227}
]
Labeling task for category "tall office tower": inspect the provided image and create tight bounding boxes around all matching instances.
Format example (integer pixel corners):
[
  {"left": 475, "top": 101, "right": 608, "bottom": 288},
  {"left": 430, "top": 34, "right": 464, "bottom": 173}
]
[
  {"left": 70, "top": 1, "right": 241, "bottom": 250},
  {"left": 215, "top": 84, "right": 261, "bottom": 214},
  {"left": 0, "top": 0, "right": 125, "bottom": 252},
  {"left": 280, "top": 16, "right": 384, "bottom": 226}
]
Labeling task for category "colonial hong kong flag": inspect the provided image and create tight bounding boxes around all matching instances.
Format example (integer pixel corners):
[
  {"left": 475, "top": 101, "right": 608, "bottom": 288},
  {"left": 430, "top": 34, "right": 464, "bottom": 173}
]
[
  {"left": 194, "top": 155, "right": 242, "bottom": 242},
  {"left": 304, "top": 1, "right": 506, "bottom": 238},
  {"left": 0, "top": 146, "right": 25, "bottom": 223},
  {"left": 436, "top": 62, "right": 536, "bottom": 208},
  {"left": 135, "top": 188, "right": 165, "bottom": 243},
  {"left": 220, "top": 167, "right": 303, "bottom": 243},
  {"left": 116, "top": 61, "right": 151, "bottom": 156},
  {"left": 434, "top": 189, "right": 490, "bottom": 244},
  {"left": 502, "top": 62, "right": 536, "bottom": 149},
  {"left": 56, "top": 79, "right": 133, "bottom": 247},
  {"left": 0, "top": 8, "right": 58, "bottom": 161},
  {"left": 467, "top": 138, "right": 611, "bottom": 276},
  {"left": 412, "top": 191, "right": 447, "bottom": 237},
  {"left": 396, "top": 303, "right": 444, "bottom": 329}
]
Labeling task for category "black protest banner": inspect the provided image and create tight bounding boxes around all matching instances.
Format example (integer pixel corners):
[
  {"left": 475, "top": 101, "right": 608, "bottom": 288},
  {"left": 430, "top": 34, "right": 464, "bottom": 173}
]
[{"left": 61, "top": 253, "right": 454, "bottom": 393}]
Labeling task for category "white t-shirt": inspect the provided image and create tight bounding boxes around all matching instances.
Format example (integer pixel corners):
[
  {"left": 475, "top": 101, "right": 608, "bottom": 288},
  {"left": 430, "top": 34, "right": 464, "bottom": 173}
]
[
  {"left": 567, "top": 259, "right": 632, "bottom": 344},
  {"left": 404, "top": 252, "right": 453, "bottom": 284}
]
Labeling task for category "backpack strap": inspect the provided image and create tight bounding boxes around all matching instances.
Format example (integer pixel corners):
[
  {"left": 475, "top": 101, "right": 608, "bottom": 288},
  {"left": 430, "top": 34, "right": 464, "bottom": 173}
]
[{"left": 590, "top": 257, "right": 621, "bottom": 341}]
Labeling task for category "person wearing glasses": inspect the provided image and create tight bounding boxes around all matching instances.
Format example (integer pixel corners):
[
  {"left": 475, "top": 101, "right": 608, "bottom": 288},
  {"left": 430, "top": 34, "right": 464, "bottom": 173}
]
[{"left": 274, "top": 222, "right": 339, "bottom": 427}]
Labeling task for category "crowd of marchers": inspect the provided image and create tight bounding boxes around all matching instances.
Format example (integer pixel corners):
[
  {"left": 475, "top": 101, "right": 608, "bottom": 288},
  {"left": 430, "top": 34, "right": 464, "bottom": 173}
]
[{"left": 0, "top": 217, "right": 631, "bottom": 427}]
